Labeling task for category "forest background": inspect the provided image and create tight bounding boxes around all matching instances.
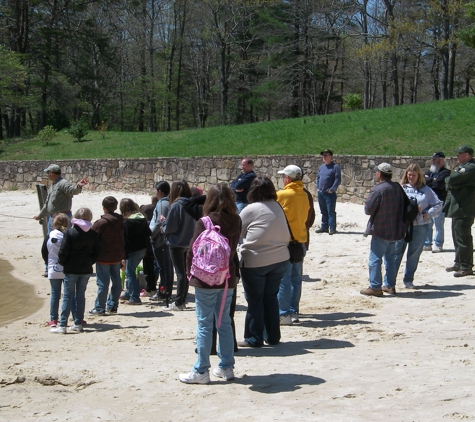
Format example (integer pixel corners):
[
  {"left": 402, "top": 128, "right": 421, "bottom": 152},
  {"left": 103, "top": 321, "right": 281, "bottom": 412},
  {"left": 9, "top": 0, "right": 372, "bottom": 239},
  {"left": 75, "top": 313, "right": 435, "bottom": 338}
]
[{"left": 2, "top": 0, "right": 475, "bottom": 141}]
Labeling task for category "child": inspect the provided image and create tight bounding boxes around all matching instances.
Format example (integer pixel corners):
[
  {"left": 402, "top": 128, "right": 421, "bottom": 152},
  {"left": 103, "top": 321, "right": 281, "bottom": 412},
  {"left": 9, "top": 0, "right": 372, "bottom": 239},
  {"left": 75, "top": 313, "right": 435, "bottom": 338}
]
[
  {"left": 90, "top": 196, "right": 125, "bottom": 316},
  {"left": 41, "top": 213, "right": 69, "bottom": 327},
  {"left": 51, "top": 208, "right": 101, "bottom": 334}
]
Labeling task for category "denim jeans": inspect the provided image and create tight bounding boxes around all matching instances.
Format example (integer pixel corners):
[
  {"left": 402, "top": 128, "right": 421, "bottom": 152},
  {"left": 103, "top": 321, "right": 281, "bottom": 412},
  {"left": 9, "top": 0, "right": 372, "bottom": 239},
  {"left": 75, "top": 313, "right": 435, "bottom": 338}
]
[
  {"left": 318, "top": 191, "right": 337, "bottom": 230},
  {"left": 169, "top": 246, "right": 188, "bottom": 306},
  {"left": 278, "top": 246, "right": 305, "bottom": 316},
  {"left": 193, "top": 287, "right": 235, "bottom": 374},
  {"left": 425, "top": 212, "right": 446, "bottom": 247},
  {"left": 236, "top": 202, "right": 248, "bottom": 214},
  {"left": 241, "top": 260, "right": 288, "bottom": 346},
  {"left": 49, "top": 278, "right": 63, "bottom": 321},
  {"left": 124, "top": 249, "right": 146, "bottom": 303},
  {"left": 94, "top": 262, "right": 122, "bottom": 312},
  {"left": 59, "top": 273, "right": 90, "bottom": 327},
  {"left": 452, "top": 217, "right": 474, "bottom": 271},
  {"left": 152, "top": 243, "right": 174, "bottom": 296},
  {"left": 393, "top": 224, "right": 430, "bottom": 284},
  {"left": 369, "top": 236, "right": 398, "bottom": 289}
]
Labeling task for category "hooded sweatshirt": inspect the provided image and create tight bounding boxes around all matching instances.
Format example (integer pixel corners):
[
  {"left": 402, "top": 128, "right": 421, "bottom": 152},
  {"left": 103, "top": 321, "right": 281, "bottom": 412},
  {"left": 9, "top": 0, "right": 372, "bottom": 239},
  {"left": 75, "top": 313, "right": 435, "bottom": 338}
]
[
  {"left": 92, "top": 212, "right": 125, "bottom": 263},
  {"left": 123, "top": 212, "right": 151, "bottom": 256}
]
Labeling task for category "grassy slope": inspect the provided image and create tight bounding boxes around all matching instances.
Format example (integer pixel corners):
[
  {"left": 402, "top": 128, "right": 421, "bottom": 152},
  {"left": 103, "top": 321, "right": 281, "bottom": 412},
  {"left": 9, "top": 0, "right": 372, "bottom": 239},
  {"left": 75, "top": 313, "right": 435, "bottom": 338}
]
[{"left": 1, "top": 97, "right": 474, "bottom": 161}]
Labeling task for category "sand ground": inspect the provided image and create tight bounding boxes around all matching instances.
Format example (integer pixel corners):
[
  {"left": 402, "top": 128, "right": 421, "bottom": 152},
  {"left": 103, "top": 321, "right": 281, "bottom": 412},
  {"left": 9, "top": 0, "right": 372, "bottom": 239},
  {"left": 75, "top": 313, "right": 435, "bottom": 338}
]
[{"left": 0, "top": 189, "right": 474, "bottom": 422}]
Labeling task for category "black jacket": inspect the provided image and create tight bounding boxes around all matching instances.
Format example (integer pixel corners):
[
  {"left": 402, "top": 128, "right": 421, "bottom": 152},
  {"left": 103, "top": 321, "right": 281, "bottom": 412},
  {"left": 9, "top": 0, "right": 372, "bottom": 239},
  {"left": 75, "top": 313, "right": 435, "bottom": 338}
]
[
  {"left": 58, "top": 225, "right": 101, "bottom": 274},
  {"left": 424, "top": 166, "right": 451, "bottom": 202},
  {"left": 124, "top": 214, "right": 152, "bottom": 256}
]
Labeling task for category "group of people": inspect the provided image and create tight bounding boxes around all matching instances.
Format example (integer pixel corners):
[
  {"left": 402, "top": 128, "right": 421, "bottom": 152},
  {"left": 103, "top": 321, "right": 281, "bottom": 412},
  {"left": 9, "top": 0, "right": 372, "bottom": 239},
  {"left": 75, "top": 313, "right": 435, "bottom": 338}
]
[{"left": 35, "top": 146, "right": 475, "bottom": 383}]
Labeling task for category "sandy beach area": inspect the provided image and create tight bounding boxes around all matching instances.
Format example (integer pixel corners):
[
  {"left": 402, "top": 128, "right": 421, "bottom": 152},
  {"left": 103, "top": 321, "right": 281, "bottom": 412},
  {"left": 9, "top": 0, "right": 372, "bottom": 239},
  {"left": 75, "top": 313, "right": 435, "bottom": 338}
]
[{"left": 0, "top": 189, "right": 474, "bottom": 421}]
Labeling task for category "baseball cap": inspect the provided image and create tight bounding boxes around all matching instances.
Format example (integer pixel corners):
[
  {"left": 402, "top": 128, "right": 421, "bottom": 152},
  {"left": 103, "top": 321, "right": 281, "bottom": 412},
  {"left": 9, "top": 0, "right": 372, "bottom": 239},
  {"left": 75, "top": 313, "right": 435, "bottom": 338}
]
[
  {"left": 320, "top": 149, "right": 333, "bottom": 156},
  {"left": 432, "top": 152, "right": 445, "bottom": 158},
  {"left": 44, "top": 164, "right": 61, "bottom": 174},
  {"left": 375, "top": 163, "right": 392, "bottom": 174},
  {"left": 455, "top": 146, "right": 474, "bottom": 155},
  {"left": 277, "top": 165, "right": 302, "bottom": 179}
]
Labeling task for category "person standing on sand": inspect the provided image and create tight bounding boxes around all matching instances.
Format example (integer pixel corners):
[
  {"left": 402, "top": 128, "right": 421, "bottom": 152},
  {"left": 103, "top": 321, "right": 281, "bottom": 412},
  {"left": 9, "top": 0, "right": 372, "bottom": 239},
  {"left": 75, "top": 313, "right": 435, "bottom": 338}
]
[
  {"left": 360, "top": 163, "right": 406, "bottom": 297},
  {"left": 230, "top": 158, "right": 256, "bottom": 213}
]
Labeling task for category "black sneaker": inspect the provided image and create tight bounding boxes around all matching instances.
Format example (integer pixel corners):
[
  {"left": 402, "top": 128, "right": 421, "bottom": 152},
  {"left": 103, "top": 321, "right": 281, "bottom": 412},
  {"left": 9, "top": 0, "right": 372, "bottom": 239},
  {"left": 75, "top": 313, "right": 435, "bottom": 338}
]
[
  {"left": 315, "top": 227, "right": 329, "bottom": 233},
  {"left": 105, "top": 308, "right": 117, "bottom": 315}
]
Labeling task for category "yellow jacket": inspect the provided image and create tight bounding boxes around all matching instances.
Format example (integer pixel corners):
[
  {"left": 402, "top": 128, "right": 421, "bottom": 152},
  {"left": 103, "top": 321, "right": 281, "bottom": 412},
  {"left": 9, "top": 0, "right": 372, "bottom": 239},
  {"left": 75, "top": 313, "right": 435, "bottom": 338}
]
[{"left": 277, "top": 181, "right": 310, "bottom": 243}]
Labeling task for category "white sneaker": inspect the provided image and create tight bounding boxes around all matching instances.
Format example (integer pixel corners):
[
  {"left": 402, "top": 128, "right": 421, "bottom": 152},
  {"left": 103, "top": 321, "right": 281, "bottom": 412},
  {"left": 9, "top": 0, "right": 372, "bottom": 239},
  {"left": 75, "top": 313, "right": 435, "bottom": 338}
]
[
  {"left": 291, "top": 313, "right": 299, "bottom": 323},
  {"left": 213, "top": 367, "right": 235, "bottom": 381},
  {"left": 68, "top": 324, "right": 83, "bottom": 333},
  {"left": 423, "top": 245, "right": 432, "bottom": 251},
  {"left": 403, "top": 282, "right": 415, "bottom": 289},
  {"left": 432, "top": 245, "right": 443, "bottom": 253},
  {"left": 280, "top": 315, "right": 293, "bottom": 325},
  {"left": 163, "top": 302, "right": 185, "bottom": 311},
  {"left": 178, "top": 371, "right": 210, "bottom": 384},
  {"left": 50, "top": 326, "right": 67, "bottom": 334}
]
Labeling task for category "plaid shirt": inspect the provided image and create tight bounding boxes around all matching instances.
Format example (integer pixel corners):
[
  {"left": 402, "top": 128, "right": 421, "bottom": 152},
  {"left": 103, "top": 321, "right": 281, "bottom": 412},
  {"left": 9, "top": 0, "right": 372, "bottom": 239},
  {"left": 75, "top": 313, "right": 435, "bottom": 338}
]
[{"left": 364, "top": 180, "right": 406, "bottom": 241}]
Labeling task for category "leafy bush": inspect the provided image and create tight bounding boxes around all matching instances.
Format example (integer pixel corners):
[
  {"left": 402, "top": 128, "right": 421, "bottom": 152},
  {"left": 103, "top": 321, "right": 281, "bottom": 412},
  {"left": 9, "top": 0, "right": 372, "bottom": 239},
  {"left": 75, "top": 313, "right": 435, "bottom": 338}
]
[
  {"left": 343, "top": 93, "right": 363, "bottom": 111},
  {"left": 38, "top": 125, "right": 57, "bottom": 145},
  {"left": 68, "top": 121, "right": 89, "bottom": 141},
  {"left": 95, "top": 120, "right": 108, "bottom": 139}
]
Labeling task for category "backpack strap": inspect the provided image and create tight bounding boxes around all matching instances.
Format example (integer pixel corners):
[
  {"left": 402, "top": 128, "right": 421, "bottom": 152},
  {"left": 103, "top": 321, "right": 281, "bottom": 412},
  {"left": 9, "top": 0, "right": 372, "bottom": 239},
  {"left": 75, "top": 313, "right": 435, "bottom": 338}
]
[
  {"left": 200, "top": 215, "right": 221, "bottom": 233},
  {"left": 216, "top": 275, "right": 228, "bottom": 329}
]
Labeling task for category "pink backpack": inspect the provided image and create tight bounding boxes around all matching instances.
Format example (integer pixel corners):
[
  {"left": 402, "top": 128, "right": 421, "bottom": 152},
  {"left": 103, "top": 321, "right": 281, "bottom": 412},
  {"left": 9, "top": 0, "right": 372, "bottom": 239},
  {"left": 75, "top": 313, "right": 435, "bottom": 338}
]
[{"left": 190, "top": 216, "right": 231, "bottom": 327}]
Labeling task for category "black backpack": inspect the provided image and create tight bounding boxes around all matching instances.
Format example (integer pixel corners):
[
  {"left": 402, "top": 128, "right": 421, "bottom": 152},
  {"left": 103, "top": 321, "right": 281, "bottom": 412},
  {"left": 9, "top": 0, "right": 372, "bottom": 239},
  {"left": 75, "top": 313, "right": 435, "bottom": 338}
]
[{"left": 399, "top": 185, "right": 419, "bottom": 241}]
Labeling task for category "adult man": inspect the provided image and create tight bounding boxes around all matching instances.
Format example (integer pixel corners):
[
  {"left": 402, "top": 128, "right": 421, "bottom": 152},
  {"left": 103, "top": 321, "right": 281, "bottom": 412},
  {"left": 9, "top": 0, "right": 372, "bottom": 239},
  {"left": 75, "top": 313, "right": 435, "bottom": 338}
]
[
  {"left": 33, "top": 164, "right": 88, "bottom": 233},
  {"left": 423, "top": 152, "right": 451, "bottom": 253},
  {"left": 360, "top": 163, "right": 406, "bottom": 296},
  {"left": 276, "top": 165, "right": 310, "bottom": 324},
  {"left": 315, "top": 149, "right": 341, "bottom": 235},
  {"left": 230, "top": 158, "right": 256, "bottom": 213},
  {"left": 444, "top": 146, "right": 475, "bottom": 277}
]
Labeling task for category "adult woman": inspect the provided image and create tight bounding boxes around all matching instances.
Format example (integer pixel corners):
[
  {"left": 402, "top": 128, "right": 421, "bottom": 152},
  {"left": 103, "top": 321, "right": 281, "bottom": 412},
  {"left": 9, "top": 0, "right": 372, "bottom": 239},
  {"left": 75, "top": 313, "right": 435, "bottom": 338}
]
[
  {"left": 386, "top": 163, "right": 442, "bottom": 291},
  {"left": 120, "top": 198, "right": 151, "bottom": 305},
  {"left": 179, "top": 184, "right": 241, "bottom": 384},
  {"left": 162, "top": 180, "right": 196, "bottom": 311},
  {"left": 238, "top": 177, "right": 290, "bottom": 347}
]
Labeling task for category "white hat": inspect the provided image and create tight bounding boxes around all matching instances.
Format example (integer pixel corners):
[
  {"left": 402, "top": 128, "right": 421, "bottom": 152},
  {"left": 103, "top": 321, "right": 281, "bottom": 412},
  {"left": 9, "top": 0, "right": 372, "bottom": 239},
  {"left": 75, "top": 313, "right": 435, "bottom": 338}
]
[
  {"left": 277, "top": 165, "right": 302, "bottom": 179},
  {"left": 376, "top": 163, "right": 392, "bottom": 174}
]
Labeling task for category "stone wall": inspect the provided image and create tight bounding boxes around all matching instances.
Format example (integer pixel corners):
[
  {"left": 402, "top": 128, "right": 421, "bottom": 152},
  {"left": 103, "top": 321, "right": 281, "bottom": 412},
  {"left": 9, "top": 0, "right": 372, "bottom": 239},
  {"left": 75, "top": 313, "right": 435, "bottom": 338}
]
[{"left": 0, "top": 155, "right": 457, "bottom": 204}]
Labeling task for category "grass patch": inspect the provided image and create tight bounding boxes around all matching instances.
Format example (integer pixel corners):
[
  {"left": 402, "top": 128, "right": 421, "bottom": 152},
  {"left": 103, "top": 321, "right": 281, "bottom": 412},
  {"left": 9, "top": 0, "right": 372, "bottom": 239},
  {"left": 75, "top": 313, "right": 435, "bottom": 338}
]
[{"left": 1, "top": 97, "right": 474, "bottom": 161}]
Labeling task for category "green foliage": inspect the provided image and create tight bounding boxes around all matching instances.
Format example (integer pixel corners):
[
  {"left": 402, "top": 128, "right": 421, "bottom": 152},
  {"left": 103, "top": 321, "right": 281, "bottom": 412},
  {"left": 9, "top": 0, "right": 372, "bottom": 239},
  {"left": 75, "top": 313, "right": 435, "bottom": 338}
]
[
  {"left": 95, "top": 121, "right": 108, "bottom": 139},
  {"left": 68, "top": 121, "right": 89, "bottom": 142},
  {"left": 37, "top": 125, "right": 57, "bottom": 145},
  {"left": 343, "top": 93, "right": 363, "bottom": 111},
  {"left": 1, "top": 97, "right": 474, "bottom": 160},
  {"left": 0, "top": 46, "right": 27, "bottom": 107},
  {"left": 459, "top": 1, "right": 475, "bottom": 48}
]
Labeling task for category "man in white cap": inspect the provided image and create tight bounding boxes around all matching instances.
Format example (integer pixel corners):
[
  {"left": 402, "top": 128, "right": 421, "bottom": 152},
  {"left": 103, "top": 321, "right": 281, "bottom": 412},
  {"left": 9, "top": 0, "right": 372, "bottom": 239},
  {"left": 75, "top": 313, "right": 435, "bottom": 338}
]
[
  {"left": 361, "top": 163, "right": 406, "bottom": 296},
  {"left": 34, "top": 164, "right": 88, "bottom": 234},
  {"left": 276, "top": 164, "right": 309, "bottom": 325}
]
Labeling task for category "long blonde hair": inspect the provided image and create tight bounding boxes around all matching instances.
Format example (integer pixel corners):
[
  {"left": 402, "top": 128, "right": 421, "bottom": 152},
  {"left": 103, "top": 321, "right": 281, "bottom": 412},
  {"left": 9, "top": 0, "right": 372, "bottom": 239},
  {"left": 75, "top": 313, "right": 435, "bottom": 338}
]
[{"left": 401, "top": 163, "right": 426, "bottom": 189}]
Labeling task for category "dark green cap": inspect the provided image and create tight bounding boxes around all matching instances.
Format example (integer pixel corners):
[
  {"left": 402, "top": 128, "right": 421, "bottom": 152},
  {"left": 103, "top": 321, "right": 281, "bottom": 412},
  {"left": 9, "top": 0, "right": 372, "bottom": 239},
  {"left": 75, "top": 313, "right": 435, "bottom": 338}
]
[{"left": 455, "top": 146, "right": 474, "bottom": 155}]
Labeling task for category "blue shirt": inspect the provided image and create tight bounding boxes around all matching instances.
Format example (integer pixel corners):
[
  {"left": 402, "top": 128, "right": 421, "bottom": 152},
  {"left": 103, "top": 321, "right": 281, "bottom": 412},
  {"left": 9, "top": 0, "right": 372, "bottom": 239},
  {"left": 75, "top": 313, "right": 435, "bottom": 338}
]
[{"left": 316, "top": 162, "right": 341, "bottom": 192}]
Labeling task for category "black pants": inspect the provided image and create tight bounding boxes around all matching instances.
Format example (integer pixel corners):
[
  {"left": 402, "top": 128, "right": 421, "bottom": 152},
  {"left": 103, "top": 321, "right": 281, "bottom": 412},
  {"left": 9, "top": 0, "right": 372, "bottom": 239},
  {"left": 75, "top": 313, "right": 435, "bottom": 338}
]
[
  {"left": 452, "top": 217, "right": 474, "bottom": 271},
  {"left": 152, "top": 242, "right": 174, "bottom": 296},
  {"left": 169, "top": 246, "right": 188, "bottom": 306}
]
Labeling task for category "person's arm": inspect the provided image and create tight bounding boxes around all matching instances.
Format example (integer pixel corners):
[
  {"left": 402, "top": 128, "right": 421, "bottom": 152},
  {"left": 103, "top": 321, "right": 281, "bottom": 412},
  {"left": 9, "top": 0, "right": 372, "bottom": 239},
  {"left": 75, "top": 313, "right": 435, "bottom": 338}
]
[
  {"left": 91, "top": 233, "right": 102, "bottom": 264},
  {"left": 329, "top": 164, "right": 341, "bottom": 193},
  {"left": 429, "top": 168, "right": 451, "bottom": 192},
  {"left": 162, "top": 203, "right": 181, "bottom": 234},
  {"left": 425, "top": 188, "right": 443, "bottom": 218},
  {"left": 364, "top": 190, "right": 381, "bottom": 216},
  {"left": 447, "top": 163, "right": 475, "bottom": 189},
  {"left": 182, "top": 196, "right": 206, "bottom": 220},
  {"left": 41, "top": 237, "right": 49, "bottom": 264},
  {"left": 58, "top": 230, "right": 71, "bottom": 266}
]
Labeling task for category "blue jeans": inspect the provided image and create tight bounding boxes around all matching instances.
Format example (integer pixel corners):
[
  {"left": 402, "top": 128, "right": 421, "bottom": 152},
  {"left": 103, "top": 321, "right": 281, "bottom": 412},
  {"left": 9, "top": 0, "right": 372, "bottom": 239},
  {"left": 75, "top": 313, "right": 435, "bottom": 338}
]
[
  {"left": 278, "top": 246, "right": 305, "bottom": 316},
  {"left": 94, "top": 262, "right": 122, "bottom": 312},
  {"left": 369, "top": 236, "right": 399, "bottom": 289},
  {"left": 236, "top": 202, "right": 248, "bottom": 214},
  {"left": 193, "top": 287, "right": 235, "bottom": 374},
  {"left": 425, "top": 212, "right": 446, "bottom": 248},
  {"left": 49, "top": 278, "right": 63, "bottom": 321},
  {"left": 318, "top": 191, "right": 337, "bottom": 230},
  {"left": 241, "top": 260, "right": 288, "bottom": 346},
  {"left": 59, "top": 274, "right": 90, "bottom": 327},
  {"left": 393, "top": 224, "right": 430, "bottom": 284},
  {"left": 124, "top": 249, "right": 146, "bottom": 303}
]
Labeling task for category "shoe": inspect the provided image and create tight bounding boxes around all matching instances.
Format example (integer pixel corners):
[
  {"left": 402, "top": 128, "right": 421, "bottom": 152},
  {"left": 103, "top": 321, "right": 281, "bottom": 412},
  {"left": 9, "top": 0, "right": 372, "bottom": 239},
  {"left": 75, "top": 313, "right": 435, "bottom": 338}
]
[
  {"left": 213, "top": 367, "right": 235, "bottom": 381},
  {"left": 178, "top": 371, "right": 210, "bottom": 384},
  {"left": 315, "top": 227, "right": 329, "bottom": 234},
  {"left": 237, "top": 340, "right": 259, "bottom": 348},
  {"left": 360, "top": 287, "right": 383, "bottom": 297},
  {"left": 432, "top": 245, "right": 443, "bottom": 253},
  {"left": 105, "top": 308, "right": 117, "bottom": 315},
  {"left": 291, "top": 313, "right": 299, "bottom": 323},
  {"left": 43, "top": 271, "right": 48, "bottom": 278},
  {"left": 403, "top": 282, "right": 415, "bottom": 289},
  {"left": 48, "top": 320, "right": 58, "bottom": 327},
  {"left": 382, "top": 286, "right": 396, "bottom": 295},
  {"left": 163, "top": 302, "right": 185, "bottom": 311},
  {"left": 423, "top": 245, "right": 432, "bottom": 251},
  {"left": 50, "top": 325, "right": 66, "bottom": 334},
  {"left": 82, "top": 320, "right": 87, "bottom": 325},
  {"left": 280, "top": 315, "right": 293, "bottom": 325},
  {"left": 123, "top": 300, "right": 142, "bottom": 305},
  {"left": 454, "top": 270, "right": 473, "bottom": 278},
  {"left": 329, "top": 229, "right": 336, "bottom": 235},
  {"left": 89, "top": 309, "right": 105, "bottom": 316},
  {"left": 446, "top": 265, "right": 460, "bottom": 272},
  {"left": 119, "top": 292, "right": 129, "bottom": 300},
  {"left": 68, "top": 324, "right": 83, "bottom": 333},
  {"left": 140, "top": 289, "right": 156, "bottom": 297}
]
